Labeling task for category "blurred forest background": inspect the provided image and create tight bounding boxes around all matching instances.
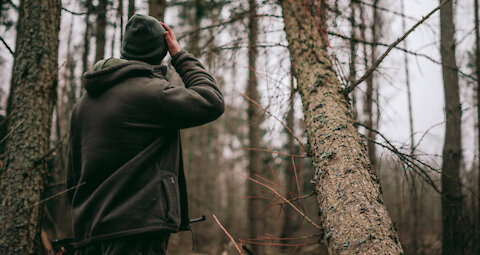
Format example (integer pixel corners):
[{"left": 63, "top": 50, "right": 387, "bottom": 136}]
[{"left": 0, "top": 0, "right": 479, "bottom": 254}]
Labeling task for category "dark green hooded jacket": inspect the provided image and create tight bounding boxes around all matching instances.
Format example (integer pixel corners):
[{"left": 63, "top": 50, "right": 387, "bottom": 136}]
[{"left": 66, "top": 51, "right": 224, "bottom": 247}]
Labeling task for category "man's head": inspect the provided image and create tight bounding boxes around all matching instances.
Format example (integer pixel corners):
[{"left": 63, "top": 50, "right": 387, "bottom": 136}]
[{"left": 121, "top": 14, "right": 168, "bottom": 65}]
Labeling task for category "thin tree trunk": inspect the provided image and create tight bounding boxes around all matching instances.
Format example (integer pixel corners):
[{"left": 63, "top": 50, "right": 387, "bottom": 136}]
[
  {"left": 349, "top": 0, "right": 358, "bottom": 119},
  {"left": 0, "top": 0, "right": 61, "bottom": 253},
  {"left": 118, "top": 0, "right": 124, "bottom": 45},
  {"left": 95, "top": 0, "right": 107, "bottom": 62},
  {"left": 128, "top": 0, "right": 135, "bottom": 19},
  {"left": 149, "top": 0, "right": 166, "bottom": 21},
  {"left": 82, "top": 0, "right": 92, "bottom": 76},
  {"left": 247, "top": 0, "right": 263, "bottom": 254},
  {"left": 279, "top": 69, "right": 299, "bottom": 249},
  {"left": 474, "top": 0, "right": 480, "bottom": 240},
  {"left": 364, "top": 0, "right": 379, "bottom": 172},
  {"left": 280, "top": 0, "right": 403, "bottom": 253},
  {"left": 400, "top": 0, "right": 419, "bottom": 253},
  {"left": 439, "top": 0, "right": 464, "bottom": 254}
]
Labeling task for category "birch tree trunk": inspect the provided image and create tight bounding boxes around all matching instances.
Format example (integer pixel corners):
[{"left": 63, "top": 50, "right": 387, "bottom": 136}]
[
  {"left": 0, "top": 0, "right": 61, "bottom": 253},
  {"left": 439, "top": 0, "right": 464, "bottom": 254},
  {"left": 280, "top": 0, "right": 403, "bottom": 253}
]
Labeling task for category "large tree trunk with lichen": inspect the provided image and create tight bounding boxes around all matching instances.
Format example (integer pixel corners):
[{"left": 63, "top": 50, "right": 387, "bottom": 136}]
[
  {"left": 280, "top": 0, "right": 403, "bottom": 254},
  {"left": 0, "top": 0, "right": 61, "bottom": 253},
  {"left": 439, "top": 0, "right": 464, "bottom": 254}
]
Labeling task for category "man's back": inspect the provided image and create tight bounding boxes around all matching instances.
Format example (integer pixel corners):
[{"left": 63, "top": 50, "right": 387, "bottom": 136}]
[{"left": 67, "top": 52, "right": 224, "bottom": 248}]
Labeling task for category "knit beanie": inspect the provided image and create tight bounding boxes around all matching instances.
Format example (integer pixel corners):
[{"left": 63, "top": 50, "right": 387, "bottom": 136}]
[{"left": 121, "top": 14, "right": 168, "bottom": 65}]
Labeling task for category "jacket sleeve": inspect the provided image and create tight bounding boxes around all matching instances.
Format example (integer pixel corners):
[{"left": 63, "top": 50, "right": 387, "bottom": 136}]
[{"left": 159, "top": 51, "right": 225, "bottom": 129}]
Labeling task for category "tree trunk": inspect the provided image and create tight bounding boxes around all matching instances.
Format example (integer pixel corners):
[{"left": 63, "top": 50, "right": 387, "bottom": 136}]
[
  {"left": 149, "top": 0, "right": 166, "bottom": 21},
  {"left": 474, "top": 0, "right": 480, "bottom": 243},
  {"left": 0, "top": 0, "right": 61, "bottom": 253},
  {"left": 364, "top": 0, "right": 379, "bottom": 172},
  {"left": 95, "top": 0, "right": 107, "bottom": 62},
  {"left": 439, "top": 0, "right": 464, "bottom": 254},
  {"left": 349, "top": 0, "right": 358, "bottom": 119},
  {"left": 82, "top": 0, "right": 92, "bottom": 76},
  {"left": 279, "top": 70, "right": 299, "bottom": 249},
  {"left": 400, "top": 0, "right": 419, "bottom": 253},
  {"left": 246, "top": 0, "right": 264, "bottom": 254},
  {"left": 280, "top": 0, "right": 403, "bottom": 253},
  {"left": 128, "top": 0, "right": 135, "bottom": 19}
]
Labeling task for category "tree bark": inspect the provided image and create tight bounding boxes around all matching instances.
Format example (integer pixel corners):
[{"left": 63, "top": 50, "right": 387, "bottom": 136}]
[
  {"left": 246, "top": 1, "right": 264, "bottom": 254},
  {"left": 128, "top": 0, "right": 135, "bottom": 19},
  {"left": 0, "top": 0, "right": 61, "bottom": 253},
  {"left": 439, "top": 0, "right": 464, "bottom": 254},
  {"left": 149, "top": 0, "right": 166, "bottom": 21},
  {"left": 95, "top": 0, "right": 107, "bottom": 62},
  {"left": 280, "top": 0, "right": 403, "bottom": 253}
]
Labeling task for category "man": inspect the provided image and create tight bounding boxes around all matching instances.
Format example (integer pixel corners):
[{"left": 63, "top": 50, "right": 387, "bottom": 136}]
[{"left": 66, "top": 14, "right": 224, "bottom": 254}]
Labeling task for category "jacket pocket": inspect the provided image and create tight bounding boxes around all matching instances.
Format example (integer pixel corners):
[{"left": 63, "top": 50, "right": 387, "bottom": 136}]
[{"left": 161, "top": 175, "right": 180, "bottom": 223}]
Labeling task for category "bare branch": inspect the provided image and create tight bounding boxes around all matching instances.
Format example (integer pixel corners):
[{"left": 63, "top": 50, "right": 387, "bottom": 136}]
[
  {"left": 233, "top": 87, "right": 307, "bottom": 152},
  {"left": 213, "top": 215, "right": 244, "bottom": 255},
  {"left": 0, "top": 35, "right": 14, "bottom": 55},
  {"left": 61, "top": 7, "right": 87, "bottom": 15},
  {"left": 344, "top": 0, "right": 452, "bottom": 95}
]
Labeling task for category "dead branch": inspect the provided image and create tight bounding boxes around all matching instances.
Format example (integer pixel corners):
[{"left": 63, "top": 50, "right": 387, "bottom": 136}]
[
  {"left": 233, "top": 87, "right": 307, "bottom": 152},
  {"left": 0, "top": 119, "right": 25, "bottom": 145},
  {"left": 344, "top": 0, "right": 452, "bottom": 95},
  {"left": 213, "top": 214, "right": 244, "bottom": 255},
  {"left": 243, "top": 147, "right": 307, "bottom": 158},
  {"left": 238, "top": 172, "right": 322, "bottom": 229},
  {"left": 61, "top": 7, "right": 87, "bottom": 15},
  {"left": 328, "top": 31, "right": 476, "bottom": 82},
  {"left": 0, "top": 35, "right": 14, "bottom": 55}
]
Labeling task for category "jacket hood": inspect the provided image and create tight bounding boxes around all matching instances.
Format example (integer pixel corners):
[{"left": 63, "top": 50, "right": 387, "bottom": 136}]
[{"left": 83, "top": 59, "right": 167, "bottom": 96}]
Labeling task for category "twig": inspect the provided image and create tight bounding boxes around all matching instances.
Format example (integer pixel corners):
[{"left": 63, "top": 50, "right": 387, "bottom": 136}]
[
  {"left": 238, "top": 172, "right": 322, "bottom": 229},
  {"left": 213, "top": 214, "right": 244, "bottom": 255},
  {"left": 27, "top": 182, "right": 85, "bottom": 209},
  {"left": 0, "top": 119, "right": 25, "bottom": 145},
  {"left": 344, "top": 0, "right": 452, "bottom": 94},
  {"left": 0, "top": 35, "right": 14, "bottom": 55},
  {"left": 355, "top": 0, "right": 418, "bottom": 21},
  {"left": 233, "top": 87, "right": 307, "bottom": 152},
  {"left": 61, "top": 7, "right": 87, "bottom": 15},
  {"left": 243, "top": 147, "right": 307, "bottom": 158},
  {"left": 328, "top": 31, "right": 476, "bottom": 82}
]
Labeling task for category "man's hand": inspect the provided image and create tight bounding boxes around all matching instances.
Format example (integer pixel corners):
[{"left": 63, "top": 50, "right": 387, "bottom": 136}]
[{"left": 161, "top": 22, "right": 181, "bottom": 57}]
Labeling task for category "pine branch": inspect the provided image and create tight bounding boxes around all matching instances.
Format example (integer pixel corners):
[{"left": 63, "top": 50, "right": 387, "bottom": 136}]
[{"left": 344, "top": 0, "right": 452, "bottom": 95}]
